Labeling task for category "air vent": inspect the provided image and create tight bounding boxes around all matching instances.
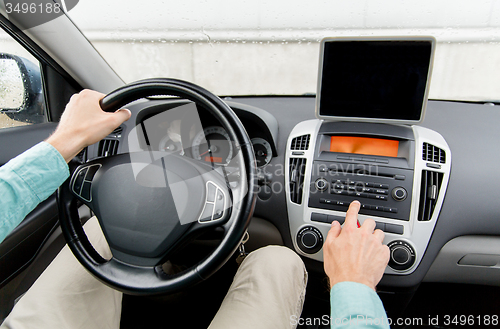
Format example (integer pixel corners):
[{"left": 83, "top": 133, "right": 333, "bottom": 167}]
[
  {"left": 289, "top": 158, "right": 307, "bottom": 204},
  {"left": 291, "top": 135, "right": 310, "bottom": 150},
  {"left": 98, "top": 139, "right": 119, "bottom": 157},
  {"left": 422, "top": 142, "right": 446, "bottom": 164},
  {"left": 111, "top": 126, "right": 123, "bottom": 135},
  {"left": 75, "top": 148, "right": 87, "bottom": 163},
  {"left": 418, "top": 170, "right": 444, "bottom": 221}
]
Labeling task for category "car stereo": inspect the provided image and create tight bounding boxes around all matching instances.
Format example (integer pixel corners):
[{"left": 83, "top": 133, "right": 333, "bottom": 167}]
[{"left": 308, "top": 122, "right": 415, "bottom": 222}]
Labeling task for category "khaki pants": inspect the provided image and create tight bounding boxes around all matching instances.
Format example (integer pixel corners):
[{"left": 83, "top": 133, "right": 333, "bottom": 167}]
[{"left": 1, "top": 217, "right": 307, "bottom": 329}]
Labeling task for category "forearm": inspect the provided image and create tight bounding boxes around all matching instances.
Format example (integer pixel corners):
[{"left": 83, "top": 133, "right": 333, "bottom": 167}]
[
  {"left": 0, "top": 142, "right": 69, "bottom": 243},
  {"left": 330, "top": 282, "right": 390, "bottom": 328},
  {"left": 0, "top": 90, "right": 131, "bottom": 243}
]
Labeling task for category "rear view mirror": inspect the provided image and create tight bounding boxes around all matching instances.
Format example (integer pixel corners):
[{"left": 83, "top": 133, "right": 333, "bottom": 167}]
[{"left": 0, "top": 53, "right": 44, "bottom": 124}]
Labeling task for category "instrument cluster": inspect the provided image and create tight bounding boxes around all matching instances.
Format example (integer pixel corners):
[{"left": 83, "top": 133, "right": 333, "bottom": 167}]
[{"left": 145, "top": 111, "right": 274, "bottom": 168}]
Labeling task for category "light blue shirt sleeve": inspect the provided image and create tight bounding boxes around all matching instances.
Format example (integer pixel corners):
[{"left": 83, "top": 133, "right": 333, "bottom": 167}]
[
  {"left": 330, "top": 281, "right": 390, "bottom": 328},
  {"left": 0, "top": 142, "right": 69, "bottom": 244}
]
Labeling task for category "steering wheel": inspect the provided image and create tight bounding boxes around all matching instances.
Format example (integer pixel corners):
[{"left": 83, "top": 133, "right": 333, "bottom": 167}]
[{"left": 58, "top": 78, "right": 256, "bottom": 295}]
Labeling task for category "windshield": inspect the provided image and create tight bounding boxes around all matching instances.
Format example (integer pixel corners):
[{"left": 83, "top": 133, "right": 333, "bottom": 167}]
[{"left": 68, "top": 0, "right": 500, "bottom": 102}]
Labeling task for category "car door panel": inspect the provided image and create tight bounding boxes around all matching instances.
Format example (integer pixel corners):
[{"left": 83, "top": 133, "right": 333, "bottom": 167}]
[
  {"left": 0, "top": 122, "right": 60, "bottom": 289},
  {"left": 0, "top": 197, "right": 59, "bottom": 289},
  {"left": 0, "top": 122, "right": 57, "bottom": 165}
]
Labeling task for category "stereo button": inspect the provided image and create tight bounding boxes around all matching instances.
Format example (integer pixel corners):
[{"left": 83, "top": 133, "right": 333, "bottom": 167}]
[
  {"left": 311, "top": 213, "right": 328, "bottom": 223},
  {"left": 328, "top": 215, "right": 345, "bottom": 225},
  {"left": 385, "top": 223, "right": 404, "bottom": 235},
  {"left": 361, "top": 204, "right": 373, "bottom": 210}
]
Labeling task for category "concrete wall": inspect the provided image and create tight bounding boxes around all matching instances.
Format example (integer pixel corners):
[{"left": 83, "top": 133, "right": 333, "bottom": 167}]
[
  {"left": 90, "top": 38, "right": 500, "bottom": 101},
  {"left": 67, "top": 0, "right": 500, "bottom": 101},
  {"left": 2, "top": 0, "right": 500, "bottom": 101}
]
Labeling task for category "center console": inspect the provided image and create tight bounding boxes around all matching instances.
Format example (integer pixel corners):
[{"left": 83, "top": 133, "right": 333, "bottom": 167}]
[
  {"left": 285, "top": 36, "right": 450, "bottom": 275},
  {"left": 286, "top": 121, "right": 450, "bottom": 274}
]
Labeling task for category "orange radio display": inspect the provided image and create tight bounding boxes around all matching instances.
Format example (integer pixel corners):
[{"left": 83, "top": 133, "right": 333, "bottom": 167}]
[{"left": 330, "top": 136, "right": 399, "bottom": 157}]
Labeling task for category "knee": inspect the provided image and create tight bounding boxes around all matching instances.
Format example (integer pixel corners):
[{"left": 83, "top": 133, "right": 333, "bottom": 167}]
[{"left": 246, "top": 245, "right": 306, "bottom": 279}]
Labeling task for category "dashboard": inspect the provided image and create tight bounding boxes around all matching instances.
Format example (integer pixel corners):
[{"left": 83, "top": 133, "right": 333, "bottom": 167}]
[
  {"left": 109, "top": 100, "right": 279, "bottom": 170},
  {"left": 85, "top": 96, "right": 500, "bottom": 289}
]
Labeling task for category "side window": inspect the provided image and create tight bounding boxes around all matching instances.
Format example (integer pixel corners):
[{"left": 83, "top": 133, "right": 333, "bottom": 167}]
[{"left": 0, "top": 28, "right": 47, "bottom": 128}]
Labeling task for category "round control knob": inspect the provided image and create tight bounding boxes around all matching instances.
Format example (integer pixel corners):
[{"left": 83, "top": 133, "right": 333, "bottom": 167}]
[
  {"left": 301, "top": 231, "right": 319, "bottom": 249},
  {"left": 388, "top": 240, "right": 416, "bottom": 271},
  {"left": 391, "top": 246, "right": 410, "bottom": 265},
  {"left": 315, "top": 178, "right": 328, "bottom": 192},
  {"left": 391, "top": 187, "right": 407, "bottom": 201},
  {"left": 296, "top": 226, "right": 324, "bottom": 254}
]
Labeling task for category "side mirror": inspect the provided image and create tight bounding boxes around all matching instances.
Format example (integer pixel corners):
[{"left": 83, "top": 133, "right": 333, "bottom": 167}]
[{"left": 0, "top": 53, "right": 44, "bottom": 124}]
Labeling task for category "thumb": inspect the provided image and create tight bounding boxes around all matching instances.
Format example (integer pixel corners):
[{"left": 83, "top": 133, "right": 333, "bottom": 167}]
[
  {"left": 112, "top": 108, "right": 132, "bottom": 125},
  {"left": 327, "top": 220, "right": 342, "bottom": 240}
]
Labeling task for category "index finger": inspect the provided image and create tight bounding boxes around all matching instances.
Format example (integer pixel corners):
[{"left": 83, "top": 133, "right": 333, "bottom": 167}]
[{"left": 344, "top": 200, "right": 361, "bottom": 229}]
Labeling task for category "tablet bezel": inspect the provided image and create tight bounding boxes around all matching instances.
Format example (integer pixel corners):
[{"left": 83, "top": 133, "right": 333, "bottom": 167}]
[{"left": 315, "top": 36, "right": 436, "bottom": 125}]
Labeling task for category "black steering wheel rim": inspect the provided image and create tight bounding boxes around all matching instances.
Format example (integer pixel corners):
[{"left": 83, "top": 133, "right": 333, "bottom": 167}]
[{"left": 58, "top": 78, "right": 257, "bottom": 295}]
